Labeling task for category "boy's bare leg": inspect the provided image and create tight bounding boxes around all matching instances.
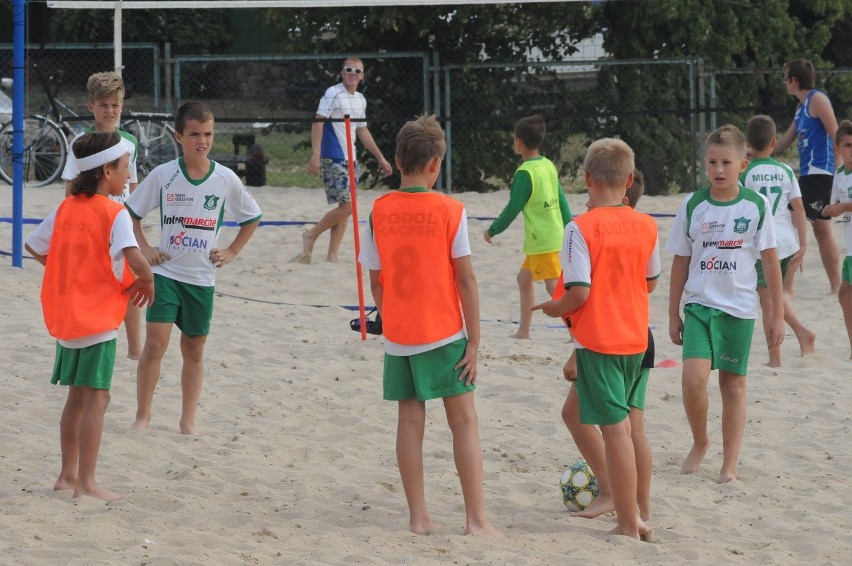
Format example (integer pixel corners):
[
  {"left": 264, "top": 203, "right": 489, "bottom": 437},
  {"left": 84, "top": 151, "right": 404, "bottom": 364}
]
[
  {"left": 179, "top": 334, "right": 208, "bottom": 435},
  {"left": 125, "top": 305, "right": 143, "bottom": 360},
  {"left": 561, "top": 385, "right": 613, "bottom": 518},
  {"left": 813, "top": 219, "right": 841, "bottom": 293},
  {"left": 782, "top": 294, "right": 815, "bottom": 357},
  {"left": 291, "top": 202, "right": 352, "bottom": 264},
  {"left": 74, "top": 387, "right": 123, "bottom": 501},
  {"left": 512, "top": 268, "right": 534, "bottom": 339},
  {"left": 326, "top": 213, "right": 349, "bottom": 263},
  {"left": 629, "top": 407, "right": 652, "bottom": 522},
  {"left": 839, "top": 283, "right": 852, "bottom": 358},
  {"left": 132, "top": 322, "right": 172, "bottom": 431},
  {"left": 757, "top": 287, "right": 782, "bottom": 367},
  {"left": 55, "top": 387, "right": 84, "bottom": 491},
  {"left": 680, "top": 358, "right": 712, "bottom": 474},
  {"left": 599, "top": 418, "right": 649, "bottom": 540},
  {"left": 718, "top": 371, "right": 747, "bottom": 483},
  {"left": 443, "top": 392, "right": 501, "bottom": 537},
  {"left": 396, "top": 398, "right": 434, "bottom": 534}
]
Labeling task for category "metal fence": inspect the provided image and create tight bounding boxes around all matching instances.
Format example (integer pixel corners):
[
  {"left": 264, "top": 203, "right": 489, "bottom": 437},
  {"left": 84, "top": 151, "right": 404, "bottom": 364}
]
[{"left": 4, "top": 43, "right": 852, "bottom": 193}]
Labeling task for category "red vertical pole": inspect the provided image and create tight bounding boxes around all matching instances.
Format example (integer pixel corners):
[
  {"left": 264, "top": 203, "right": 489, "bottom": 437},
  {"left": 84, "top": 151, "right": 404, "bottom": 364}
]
[{"left": 344, "top": 115, "right": 367, "bottom": 340}]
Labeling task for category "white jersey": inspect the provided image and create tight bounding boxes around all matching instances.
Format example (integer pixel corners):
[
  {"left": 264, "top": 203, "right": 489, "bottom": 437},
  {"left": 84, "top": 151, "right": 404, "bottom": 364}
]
[
  {"left": 740, "top": 157, "right": 801, "bottom": 259},
  {"left": 316, "top": 83, "right": 367, "bottom": 162},
  {"left": 830, "top": 165, "right": 852, "bottom": 254},
  {"left": 665, "top": 186, "right": 776, "bottom": 319},
  {"left": 125, "top": 158, "right": 262, "bottom": 287},
  {"left": 62, "top": 129, "right": 139, "bottom": 203},
  {"left": 26, "top": 204, "right": 138, "bottom": 348}
]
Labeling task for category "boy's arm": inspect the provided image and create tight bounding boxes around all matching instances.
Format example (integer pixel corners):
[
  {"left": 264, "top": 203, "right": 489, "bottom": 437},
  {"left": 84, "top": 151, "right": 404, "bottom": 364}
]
[
  {"left": 789, "top": 196, "right": 808, "bottom": 272},
  {"left": 558, "top": 187, "right": 572, "bottom": 226},
  {"left": 122, "top": 247, "right": 155, "bottom": 307},
  {"left": 210, "top": 219, "right": 260, "bottom": 268},
  {"left": 532, "top": 285, "right": 589, "bottom": 318},
  {"left": 24, "top": 243, "right": 46, "bottom": 266},
  {"left": 451, "top": 254, "right": 480, "bottom": 386},
  {"left": 485, "top": 171, "right": 531, "bottom": 241},
  {"left": 356, "top": 126, "right": 393, "bottom": 177},
  {"left": 309, "top": 114, "right": 325, "bottom": 176},
  {"left": 822, "top": 201, "right": 852, "bottom": 217},
  {"left": 810, "top": 92, "right": 840, "bottom": 166},
  {"left": 130, "top": 215, "right": 168, "bottom": 265},
  {"left": 760, "top": 247, "right": 786, "bottom": 346},
  {"left": 668, "top": 254, "right": 690, "bottom": 345},
  {"left": 368, "top": 269, "right": 383, "bottom": 318}
]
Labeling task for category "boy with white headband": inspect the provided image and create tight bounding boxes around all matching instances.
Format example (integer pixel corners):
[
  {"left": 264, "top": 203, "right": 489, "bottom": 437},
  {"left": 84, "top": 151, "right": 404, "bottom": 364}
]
[{"left": 26, "top": 131, "right": 155, "bottom": 501}]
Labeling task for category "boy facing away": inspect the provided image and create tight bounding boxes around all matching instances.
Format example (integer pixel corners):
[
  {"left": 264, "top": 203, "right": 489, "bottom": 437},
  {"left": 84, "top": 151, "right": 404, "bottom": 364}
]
[
  {"left": 26, "top": 132, "right": 155, "bottom": 501},
  {"left": 126, "top": 101, "right": 263, "bottom": 435},
  {"left": 742, "top": 114, "right": 815, "bottom": 367},
  {"left": 820, "top": 119, "right": 852, "bottom": 358},
  {"left": 534, "top": 139, "right": 659, "bottom": 541},
  {"left": 559, "top": 170, "right": 655, "bottom": 522},
  {"left": 484, "top": 114, "right": 572, "bottom": 339},
  {"left": 62, "top": 71, "right": 143, "bottom": 360},
  {"left": 667, "top": 124, "right": 784, "bottom": 484},
  {"left": 358, "top": 114, "right": 500, "bottom": 537}
]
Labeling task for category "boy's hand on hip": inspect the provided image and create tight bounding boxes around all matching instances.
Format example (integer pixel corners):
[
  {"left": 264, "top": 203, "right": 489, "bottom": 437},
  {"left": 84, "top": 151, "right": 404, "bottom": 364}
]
[
  {"left": 210, "top": 248, "right": 235, "bottom": 268},
  {"left": 143, "top": 245, "right": 169, "bottom": 266},
  {"left": 454, "top": 343, "right": 478, "bottom": 386}
]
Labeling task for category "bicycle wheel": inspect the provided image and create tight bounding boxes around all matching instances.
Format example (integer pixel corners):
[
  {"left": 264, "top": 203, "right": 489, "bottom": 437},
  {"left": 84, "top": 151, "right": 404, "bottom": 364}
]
[
  {"left": 123, "top": 119, "right": 180, "bottom": 178},
  {"left": 0, "top": 117, "right": 68, "bottom": 186}
]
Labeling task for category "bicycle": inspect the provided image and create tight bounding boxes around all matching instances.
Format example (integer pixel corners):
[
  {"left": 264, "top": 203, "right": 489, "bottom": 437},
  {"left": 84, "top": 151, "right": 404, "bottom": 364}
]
[{"left": 0, "top": 63, "right": 179, "bottom": 186}]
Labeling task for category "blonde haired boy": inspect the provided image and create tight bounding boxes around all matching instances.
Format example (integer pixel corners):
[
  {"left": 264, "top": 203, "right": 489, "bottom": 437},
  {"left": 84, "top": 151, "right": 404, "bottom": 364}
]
[{"left": 535, "top": 138, "right": 659, "bottom": 541}]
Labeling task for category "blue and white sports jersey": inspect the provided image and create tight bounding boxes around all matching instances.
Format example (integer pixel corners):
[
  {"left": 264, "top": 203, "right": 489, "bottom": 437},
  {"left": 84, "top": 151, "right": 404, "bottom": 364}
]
[
  {"left": 316, "top": 83, "right": 367, "bottom": 162},
  {"left": 795, "top": 90, "right": 835, "bottom": 176}
]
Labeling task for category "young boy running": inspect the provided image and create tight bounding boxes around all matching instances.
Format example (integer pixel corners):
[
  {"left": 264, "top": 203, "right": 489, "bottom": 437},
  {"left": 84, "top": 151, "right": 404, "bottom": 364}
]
[
  {"left": 742, "top": 114, "right": 815, "bottom": 367},
  {"left": 667, "top": 125, "right": 784, "bottom": 483},
  {"left": 534, "top": 139, "right": 659, "bottom": 541},
  {"left": 484, "top": 114, "right": 572, "bottom": 339},
  {"left": 126, "top": 101, "right": 262, "bottom": 435},
  {"left": 820, "top": 119, "right": 852, "bottom": 358},
  {"left": 358, "top": 114, "right": 500, "bottom": 537},
  {"left": 62, "top": 71, "right": 143, "bottom": 359},
  {"left": 27, "top": 132, "right": 154, "bottom": 500}
]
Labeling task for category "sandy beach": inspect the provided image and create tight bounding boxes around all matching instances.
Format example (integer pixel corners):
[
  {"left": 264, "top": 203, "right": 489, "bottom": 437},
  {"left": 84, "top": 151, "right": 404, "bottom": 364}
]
[{"left": 1, "top": 181, "right": 850, "bottom": 564}]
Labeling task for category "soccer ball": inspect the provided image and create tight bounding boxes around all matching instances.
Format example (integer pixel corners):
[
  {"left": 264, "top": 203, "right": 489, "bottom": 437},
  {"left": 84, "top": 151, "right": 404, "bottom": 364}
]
[{"left": 560, "top": 460, "right": 599, "bottom": 511}]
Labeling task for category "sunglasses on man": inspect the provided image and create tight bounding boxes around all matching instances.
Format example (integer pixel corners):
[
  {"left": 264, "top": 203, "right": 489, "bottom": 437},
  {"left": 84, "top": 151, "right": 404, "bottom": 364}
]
[{"left": 343, "top": 67, "right": 364, "bottom": 75}]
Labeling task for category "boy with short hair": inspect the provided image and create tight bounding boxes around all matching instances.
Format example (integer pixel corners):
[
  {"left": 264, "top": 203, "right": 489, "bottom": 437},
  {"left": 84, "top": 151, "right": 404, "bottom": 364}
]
[
  {"left": 126, "top": 101, "right": 263, "bottom": 435},
  {"left": 359, "top": 114, "right": 500, "bottom": 537},
  {"left": 820, "top": 119, "right": 852, "bottom": 358},
  {"left": 62, "top": 71, "right": 143, "bottom": 359},
  {"left": 742, "top": 114, "right": 815, "bottom": 367},
  {"left": 534, "top": 139, "right": 659, "bottom": 541},
  {"left": 484, "top": 114, "right": 571, "bottom": 339},
  {"left": 559, "top": 170, "right": 655, "bottom": 521},
  {"left": 667, "top": 124, "right": 784, "bottom": 484},
  {"left": 27, "top": 131, "right": 155, "bottom": 501}
]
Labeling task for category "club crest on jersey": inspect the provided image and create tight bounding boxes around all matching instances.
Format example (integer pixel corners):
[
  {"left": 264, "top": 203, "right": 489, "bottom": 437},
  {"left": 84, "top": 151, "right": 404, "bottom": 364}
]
[
  {"left": 203, "top": 195, "right": 220, "bottom": 210},
  {"left": 732, "top": 217, "right": 750, "bottom": 234}
]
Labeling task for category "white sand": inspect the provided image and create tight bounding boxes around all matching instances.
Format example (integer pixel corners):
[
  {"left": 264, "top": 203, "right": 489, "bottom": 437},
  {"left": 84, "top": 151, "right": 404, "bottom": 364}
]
[{"left": 1, "top": 182, "right": 851, "bottom": 564}]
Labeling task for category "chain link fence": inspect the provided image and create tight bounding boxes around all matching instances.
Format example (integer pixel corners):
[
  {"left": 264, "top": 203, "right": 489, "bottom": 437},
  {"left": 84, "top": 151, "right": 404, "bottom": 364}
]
[{"left": 4, "top": 43, "right": 852, "bottom": 193}]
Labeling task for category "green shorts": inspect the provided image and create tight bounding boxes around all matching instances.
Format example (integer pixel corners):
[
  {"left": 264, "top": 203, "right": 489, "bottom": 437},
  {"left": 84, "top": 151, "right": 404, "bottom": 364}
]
[
  {"left": 575, "top": 349, "right": 646, "bottom": 426},
  {"left": 755, "top": 255, "right": 792, "bottom": 288},
  {"left": 383, "top": 338, "right": 475, "bottom": 401},
  {"left": 147, "top": 274, "right": 214, "bottom": 336},
  {"left": 682, "top": 303, "right": 753, "bottom": 375},
  {"left": 51, "top": 339, "right": 116, "bottom": 390},
  {"left": 842, "top": 256, "right": 852, "bottom": 284}
]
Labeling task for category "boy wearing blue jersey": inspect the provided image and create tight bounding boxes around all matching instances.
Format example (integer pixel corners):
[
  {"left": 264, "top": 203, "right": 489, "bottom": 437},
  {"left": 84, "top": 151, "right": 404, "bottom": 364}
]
[
  {"left": 126, "top": 101, "right": 262, "bottom": 435},
  {"left": 293, "top": 57, "right": 392, "bottom": 264},
  {"left": 742, "top": 115, "right": 815, "bottom": 367},
  {"left": 667, "top": 125, "right": 784, "bottom": 484},
  {"left": 484, "top": 114, "right": 572, "bottom": 339},
  {"left": 821, "top": 120, "right": 852, "bottom": 358},
  {"left": 774, "top": 59, "right": 841, "bottom": 293}
]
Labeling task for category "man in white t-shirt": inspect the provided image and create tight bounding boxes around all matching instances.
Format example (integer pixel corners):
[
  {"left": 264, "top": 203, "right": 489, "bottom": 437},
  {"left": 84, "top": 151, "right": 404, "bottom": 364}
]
[{"left": 291, "top": 57, "right": 393, "bottom": 264}]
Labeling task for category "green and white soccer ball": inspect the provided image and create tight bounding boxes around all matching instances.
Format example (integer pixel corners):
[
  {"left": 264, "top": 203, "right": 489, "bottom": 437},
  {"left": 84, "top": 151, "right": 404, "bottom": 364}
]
[{"left": 560, "top": 460, "right": 599, "bottom": 511}]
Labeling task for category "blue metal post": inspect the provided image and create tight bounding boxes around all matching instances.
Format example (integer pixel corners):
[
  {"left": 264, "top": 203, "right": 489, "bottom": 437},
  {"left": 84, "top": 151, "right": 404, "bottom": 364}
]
[{"left": 11, "top": 0, "right": 25, "bottom": 267}]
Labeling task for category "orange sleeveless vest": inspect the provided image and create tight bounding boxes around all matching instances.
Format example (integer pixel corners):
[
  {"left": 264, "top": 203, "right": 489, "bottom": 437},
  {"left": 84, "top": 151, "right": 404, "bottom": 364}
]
[
  {"left": 41, "top": 194, "right": 133, "bottom": 341},
  {"left": 569, "top": 206, "right": 657, "bottom": 355},
  {"left": 372, "top": 189, "right": 465, "bottom": 345}
]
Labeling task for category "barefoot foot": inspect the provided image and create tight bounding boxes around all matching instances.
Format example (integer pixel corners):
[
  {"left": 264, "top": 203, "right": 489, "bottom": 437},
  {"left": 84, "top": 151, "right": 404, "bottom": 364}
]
[
  {"left": 288, "top": 251, "right": 312, "bottom": 264},
  {"left": 797, "top": 329, "right": 816, "bottom": 356},
  {"left": 510, "top": 332, "right": 530, "bottom": 340},
  {"left": 130, "top": 417, "right": 150, "bottom": 432},
  {"left": 571, "top": 494, "right": 615, "bottom": 518},
  {"left": 718, "top": 468, "right": 737, "bottom": 483},
  {"left": 464, "top": 521, "right": 503, "bottom": 537},
  {"left": 410, "top": 519, "right": 440, "bottom": 535},
  {"left": 53, "top": 476, "right": 77, "bottom": 491},
  {"left": 74, "top": 484, "right": 124, "bottom": 502},
  {"left": 681, "top": 440, "right": 710, "bottom": 474}
]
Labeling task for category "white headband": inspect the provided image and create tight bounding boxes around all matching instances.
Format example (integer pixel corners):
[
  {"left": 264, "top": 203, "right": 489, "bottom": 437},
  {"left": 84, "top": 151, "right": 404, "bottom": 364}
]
[{"left": 75, "top": 140, "right": 128, "bottom": 172}]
